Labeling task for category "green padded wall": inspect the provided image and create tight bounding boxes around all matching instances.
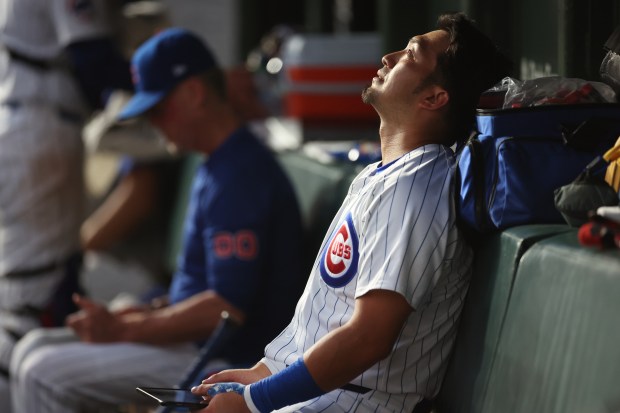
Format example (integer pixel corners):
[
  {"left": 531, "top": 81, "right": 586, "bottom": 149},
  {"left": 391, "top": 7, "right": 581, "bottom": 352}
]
[
  {"left": 482, "top": 231, "right": 620, "bottom": 413},
  {"left": 276, "top": 151, "right": 363, "bottom": 274},
  {"left": 437, "top": 225, "right": 573, "bottom": 413}
]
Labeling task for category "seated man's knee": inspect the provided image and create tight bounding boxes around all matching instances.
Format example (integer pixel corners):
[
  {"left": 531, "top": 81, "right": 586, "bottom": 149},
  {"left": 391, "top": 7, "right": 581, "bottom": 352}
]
[{"left": 10, "top": 327, "right": 75, "bottom": 384}]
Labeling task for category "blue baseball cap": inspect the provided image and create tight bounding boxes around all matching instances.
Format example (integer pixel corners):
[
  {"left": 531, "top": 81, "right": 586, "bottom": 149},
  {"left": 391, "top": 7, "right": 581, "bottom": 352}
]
[{"left": 118, "top": 27, "right": 218, "bottom": 120}]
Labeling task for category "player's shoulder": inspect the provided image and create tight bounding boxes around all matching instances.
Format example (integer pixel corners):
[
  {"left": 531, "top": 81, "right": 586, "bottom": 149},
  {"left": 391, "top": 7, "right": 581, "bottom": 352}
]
[
  {"left": 378, "top": 144, "right": 451, "bottom": 178},
  {"left": 375, "top": 145, "right": 454, "bottom": 202},
  {"left": 405, "top": 143, "right": 454, "bottom": 166}
]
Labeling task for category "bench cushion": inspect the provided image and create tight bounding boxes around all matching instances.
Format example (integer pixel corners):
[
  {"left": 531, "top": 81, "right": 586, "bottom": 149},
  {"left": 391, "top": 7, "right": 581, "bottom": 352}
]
[
  {"left": 481, "top": 231, "right": 620, "bottom": 413},
  {"left": 437, "top": 225, "right": 573, "bottom": 412}
]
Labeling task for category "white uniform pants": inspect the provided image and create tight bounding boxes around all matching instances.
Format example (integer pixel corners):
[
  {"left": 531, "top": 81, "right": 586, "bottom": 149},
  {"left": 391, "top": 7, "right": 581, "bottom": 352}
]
[
  {"left": 272, "top": 389, "right": 422, "bottom": 413},
  {"left": 10, "top": 328, "right": 200, "bottom": 413}
]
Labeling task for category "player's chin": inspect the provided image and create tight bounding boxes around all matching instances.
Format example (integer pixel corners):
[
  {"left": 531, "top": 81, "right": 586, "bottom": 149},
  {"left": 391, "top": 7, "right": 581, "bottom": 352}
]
[{"left": 361, "top": 84, "right": 375, "bottom": 104}]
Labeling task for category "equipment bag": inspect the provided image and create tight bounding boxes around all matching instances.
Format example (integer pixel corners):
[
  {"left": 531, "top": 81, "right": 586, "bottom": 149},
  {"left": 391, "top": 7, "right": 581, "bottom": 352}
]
[{"left": 457, "top": 103, "right": 620, "bottom": 233}]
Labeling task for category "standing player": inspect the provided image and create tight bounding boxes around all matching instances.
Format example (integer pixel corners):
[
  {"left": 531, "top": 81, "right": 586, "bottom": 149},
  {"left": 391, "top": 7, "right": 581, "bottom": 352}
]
[
  {"left": 191, "top": 12, "right": 512, "bottom": 413},
  {"left": 0, "top": 1, "right": 131, "bottom": 411}
]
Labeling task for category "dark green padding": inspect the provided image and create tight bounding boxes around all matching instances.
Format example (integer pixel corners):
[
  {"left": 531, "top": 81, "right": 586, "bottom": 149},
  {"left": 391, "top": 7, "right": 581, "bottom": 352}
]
[
  {"left": 277, "top": 151, "right": 364, "bottom": 273},
  {"left": 436, "top": 225, "right": 573, "bottom": 413},
  {"left": 165, "top": 153, "right": 204, "bottom": 275},
  {"left": 481, "top": 231, "right": 620, "bottom": 413}
]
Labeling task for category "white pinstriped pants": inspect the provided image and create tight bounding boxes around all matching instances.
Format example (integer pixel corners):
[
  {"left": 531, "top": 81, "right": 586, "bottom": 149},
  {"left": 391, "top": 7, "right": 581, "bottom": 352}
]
[
  {"left": 10, "top": 328, "right": 200, "bottom": 413},
  {"left": 0, "top": 374, "right": 11, "bottom": 413},
  {"left": 271, "top": 388, "right": 422, "bottom": 413},
  {"left": 0, "top": 269, "right": 67, "bottom": 413},
  {"left": 0, "top": 269, "right": 66, "bottom": 369}
]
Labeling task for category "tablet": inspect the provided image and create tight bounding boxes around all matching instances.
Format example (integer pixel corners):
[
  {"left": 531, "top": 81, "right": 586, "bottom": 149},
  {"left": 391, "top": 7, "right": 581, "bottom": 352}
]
[{"left": 136, "top": 386, "right": 208, "bottom": 409}]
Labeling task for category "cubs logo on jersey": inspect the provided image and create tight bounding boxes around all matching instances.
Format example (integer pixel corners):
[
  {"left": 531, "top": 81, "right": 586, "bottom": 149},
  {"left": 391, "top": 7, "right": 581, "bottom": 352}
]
[{"left": 320, "top": 212, "right": 359, "bottom": 288}]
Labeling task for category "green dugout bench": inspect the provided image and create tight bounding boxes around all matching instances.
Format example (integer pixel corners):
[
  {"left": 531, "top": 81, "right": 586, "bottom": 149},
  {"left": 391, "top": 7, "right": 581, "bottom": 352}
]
[
  {"left": 437, "top": 226, "right": 620, "bottom": 413},
  {"left": 165, "top": 149, "right": 620, "bottom": 413}
]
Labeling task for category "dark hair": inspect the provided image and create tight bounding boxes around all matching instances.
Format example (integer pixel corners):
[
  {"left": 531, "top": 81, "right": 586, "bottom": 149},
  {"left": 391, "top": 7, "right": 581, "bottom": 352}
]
[{"left": 434, "top": 12, "right": 512, "bottom": 144}]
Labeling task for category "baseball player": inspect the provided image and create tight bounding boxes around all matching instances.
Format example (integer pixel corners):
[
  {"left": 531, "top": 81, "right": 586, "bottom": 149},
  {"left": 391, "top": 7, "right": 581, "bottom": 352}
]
[
  {"left": 0, "top": 0, "right": 130, "bottom": 410},
  {"left": 192, "top": 13, "right": 512, "bottom": 413}
]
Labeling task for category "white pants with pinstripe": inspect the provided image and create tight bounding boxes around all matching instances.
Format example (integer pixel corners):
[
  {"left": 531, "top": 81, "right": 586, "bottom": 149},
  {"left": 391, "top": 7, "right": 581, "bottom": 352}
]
[
  {"left": 0, "top": 102, "right": 85, "bottom": 383},
  {"left": 0, "top": 269, "right": 67, "bottom": 413},
  {"left": 271, "top": 389, "right": 417, "bottom": 413},
  {"left": 10, "top": 327, "right": 200, "bottom": 413}
]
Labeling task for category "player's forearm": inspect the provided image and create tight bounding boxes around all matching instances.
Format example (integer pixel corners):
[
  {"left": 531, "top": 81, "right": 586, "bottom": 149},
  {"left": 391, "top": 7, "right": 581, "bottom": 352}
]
[
  {"left": 81, "top": 168, "right": 158, "bottom": 250},
  {"left": 303, "top": 321, "right": 392, "bottom": 391},
  {"left": 193, "top": 291, "right": 411, "bottom": 413},
  {"left": 120, "top": 290, "right": 245, "bottom": 345},
  {"left": 304, "top": 289, "right": 412, "bottom": 392}
]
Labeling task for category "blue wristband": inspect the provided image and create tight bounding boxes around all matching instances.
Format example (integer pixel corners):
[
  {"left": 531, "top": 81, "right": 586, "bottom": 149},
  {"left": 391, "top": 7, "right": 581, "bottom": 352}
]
[{"left": 248, "top": 358, "right": 324, "bottom": 413}]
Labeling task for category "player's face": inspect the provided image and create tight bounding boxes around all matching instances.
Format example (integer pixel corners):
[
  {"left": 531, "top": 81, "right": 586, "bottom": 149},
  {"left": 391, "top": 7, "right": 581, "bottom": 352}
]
[
  {"left": 362, "top": 29, "right": 450, "bottom": 109},
  {"left": 147, "top": 84, "right": 196, "bottom": 150}
]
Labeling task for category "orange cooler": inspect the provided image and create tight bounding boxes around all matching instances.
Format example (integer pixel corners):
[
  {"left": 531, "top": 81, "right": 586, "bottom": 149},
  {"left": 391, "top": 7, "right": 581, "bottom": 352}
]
[{"left": 280, "top": 34, "right": 381, "bottom": 121}]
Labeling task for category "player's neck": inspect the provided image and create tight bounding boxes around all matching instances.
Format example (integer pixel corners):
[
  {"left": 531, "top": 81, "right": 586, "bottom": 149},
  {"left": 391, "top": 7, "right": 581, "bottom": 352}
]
[
  {"left": 378, "top": 119, "right": 446, "bottom": 164},
  {"left": 197, "top": 104, "right": 241, "bottom": 154}
]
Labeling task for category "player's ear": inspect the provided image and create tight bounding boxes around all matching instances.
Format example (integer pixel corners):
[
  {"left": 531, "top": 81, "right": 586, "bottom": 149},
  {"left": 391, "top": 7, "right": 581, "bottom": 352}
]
[
  {"left": 419, "top": 85, "right": 449, "bottom": 111},
  {"left": 181, "top": 76, "right": 207, "bottom": 108}
]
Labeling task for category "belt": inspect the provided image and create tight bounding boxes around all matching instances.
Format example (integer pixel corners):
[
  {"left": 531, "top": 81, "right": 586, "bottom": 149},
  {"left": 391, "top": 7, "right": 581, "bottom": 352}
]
[
  {"left": 339, "top": 384, "right": 434, "bottom": 413},
  {"left": 2, "top": 100, "right": 83, "bottom": 124},
  {"left": 3, "top": 261, "right": 65, "bottom": 279},
  {"left": 340, "top": 383, "right": 372, "bottom": 394},
  {"left": 2, "top": 252, "right": 82, "bottom": 279},
  {"left": 5, "top": 46, "right": 52, "bottom": 71}
]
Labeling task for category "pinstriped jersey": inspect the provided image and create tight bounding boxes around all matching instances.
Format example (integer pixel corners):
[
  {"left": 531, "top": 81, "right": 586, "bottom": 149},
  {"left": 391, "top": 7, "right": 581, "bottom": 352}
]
[
  {"left": 0, "top": 0, "right": 111, "bottom": 113},
  {"left": 264, "top": 144, "right": 472, "bottom": 410}
]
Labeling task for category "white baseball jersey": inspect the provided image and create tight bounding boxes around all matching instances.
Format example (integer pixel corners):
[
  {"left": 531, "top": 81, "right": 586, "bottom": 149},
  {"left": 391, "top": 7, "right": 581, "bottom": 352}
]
[
  {"left": 0, "top": 0, "right": 111, "bottom": 114},
  {"left": 263, "top": 144, "right": 473, "bottom": 413},
  {"left": 0, "top": 0, "right": 112, "bottom": 275}
]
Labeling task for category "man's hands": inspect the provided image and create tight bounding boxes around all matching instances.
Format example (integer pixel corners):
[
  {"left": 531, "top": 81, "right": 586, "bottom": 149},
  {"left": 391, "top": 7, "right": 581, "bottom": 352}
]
[
  {"left": 191, "top": 363, "right": 271, "bottom": 412},
  {"left": 66, "top": 294, "right": 129, "bottom": 343},
  {"left": 66, "top": 290, "right": 245, "bottom": 346},
  {"left": 199, "top": 391, "right": 250, "bottom": 413},
  {"left": 201, "top": 363, "right": 271, "bottom": 386}
]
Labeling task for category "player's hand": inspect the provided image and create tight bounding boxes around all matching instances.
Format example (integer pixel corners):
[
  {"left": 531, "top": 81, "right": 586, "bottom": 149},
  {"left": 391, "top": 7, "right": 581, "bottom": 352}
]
[
  {"left": 201, "top": 363, "right": 270, "bottom": 387},
  {"left": 66, "top": 294, "right": 126, "bottom": 343},
  {"left": 111, "top": 305, "right": 148, "bottom": 316},
  {"left": 197, "top": 390, "right": 250, "bottom": 413},
  {"left": 192, "top": 364, "right": 270, "bottom": 412},
  {"left": 191, "top": 382, "right": 249, "bottom": 412}
]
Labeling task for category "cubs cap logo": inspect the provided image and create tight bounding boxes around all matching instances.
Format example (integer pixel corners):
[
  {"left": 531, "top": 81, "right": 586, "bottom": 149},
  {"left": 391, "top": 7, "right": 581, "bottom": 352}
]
[{"left": 320, "top": 213, "right": 359, "bottom": 288}]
